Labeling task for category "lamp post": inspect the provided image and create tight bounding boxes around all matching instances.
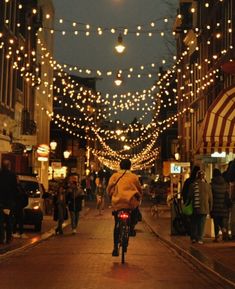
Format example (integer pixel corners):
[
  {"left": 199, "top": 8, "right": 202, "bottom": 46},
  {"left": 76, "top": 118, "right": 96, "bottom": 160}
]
[{"left": 49, "top": 141, "right": 57, "bottom": 180}]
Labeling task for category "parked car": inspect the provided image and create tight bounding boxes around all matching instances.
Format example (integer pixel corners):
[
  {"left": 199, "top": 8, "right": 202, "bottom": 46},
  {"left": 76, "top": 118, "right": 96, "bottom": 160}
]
[{"left": 17, "top": 175, "right": 44, "bottom": 231}]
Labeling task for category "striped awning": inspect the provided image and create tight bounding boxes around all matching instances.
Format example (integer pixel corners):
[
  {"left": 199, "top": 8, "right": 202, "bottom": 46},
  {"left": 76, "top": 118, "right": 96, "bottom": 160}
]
[{"left": 196, "top": 86, "right": 235, "bottom": 154}]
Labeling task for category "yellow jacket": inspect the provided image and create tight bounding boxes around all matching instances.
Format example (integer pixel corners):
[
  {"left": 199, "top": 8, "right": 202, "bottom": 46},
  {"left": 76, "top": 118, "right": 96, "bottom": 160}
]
[{"left": 106, "top": 170, "right": 142, "bottom": 210}]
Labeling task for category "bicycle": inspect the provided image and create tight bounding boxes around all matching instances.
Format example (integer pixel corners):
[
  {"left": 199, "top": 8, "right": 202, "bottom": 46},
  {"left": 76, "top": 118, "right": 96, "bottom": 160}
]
[
  {"left": 116, "top": 209, "right": 131, "bottom": 264},
  {"left": 168, "top": 193, "right": 191, "bottom": 235},
  {"left": 150, "top": 194, "right": 166, "bottom": 217}
]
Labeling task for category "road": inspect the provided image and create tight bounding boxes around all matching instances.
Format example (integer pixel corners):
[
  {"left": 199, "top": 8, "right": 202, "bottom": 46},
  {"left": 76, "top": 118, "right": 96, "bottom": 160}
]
[{"left": 0, "top": 207, "right": 225, "bottom": 289}]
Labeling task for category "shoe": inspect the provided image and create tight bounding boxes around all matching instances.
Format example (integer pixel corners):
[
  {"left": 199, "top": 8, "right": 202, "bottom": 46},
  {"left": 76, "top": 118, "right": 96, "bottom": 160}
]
[
  {"left": 72, "top": 229, "right": 77, "bottom": 234},
  {"left": 198, "top": 240, "right": 204, "bottom": 244},
  {"left": 112, "top": 248, "right": 119, "bottom": 256},
  {"left": 129, "top": 230, "right": 136, "bottom": 237},
  {"left": 191, "top": 239, "right": 196, "bottom": 244}
]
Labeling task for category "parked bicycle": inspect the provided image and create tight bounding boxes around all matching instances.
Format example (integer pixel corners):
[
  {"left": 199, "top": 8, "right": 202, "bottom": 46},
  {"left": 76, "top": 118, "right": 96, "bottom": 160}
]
[{"left": 116, "top": 209, "right": 131, "bottom": 264}]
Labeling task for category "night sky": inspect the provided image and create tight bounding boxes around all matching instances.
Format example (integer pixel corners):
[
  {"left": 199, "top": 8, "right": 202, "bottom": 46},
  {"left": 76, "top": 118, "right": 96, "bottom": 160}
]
[{"left": 52, "top": 0, "right": 178, "bottom": 122}]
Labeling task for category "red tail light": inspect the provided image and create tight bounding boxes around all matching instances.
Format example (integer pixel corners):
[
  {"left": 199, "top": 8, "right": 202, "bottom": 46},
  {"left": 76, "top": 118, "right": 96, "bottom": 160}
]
[{"left": 119, "top": 212, "right": 129, "bottom": 220}]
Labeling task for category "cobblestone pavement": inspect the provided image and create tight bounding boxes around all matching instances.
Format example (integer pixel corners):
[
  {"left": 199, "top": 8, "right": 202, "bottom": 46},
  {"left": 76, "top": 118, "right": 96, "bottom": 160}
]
[{"left": 0, "top": 206, "right": 228, "bottom": 289}]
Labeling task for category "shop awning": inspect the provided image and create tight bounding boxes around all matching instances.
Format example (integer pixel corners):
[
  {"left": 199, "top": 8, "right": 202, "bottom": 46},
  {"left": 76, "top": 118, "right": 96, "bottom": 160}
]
[{"left": 196, "top": 87, "right": 235, "bottom": 154}]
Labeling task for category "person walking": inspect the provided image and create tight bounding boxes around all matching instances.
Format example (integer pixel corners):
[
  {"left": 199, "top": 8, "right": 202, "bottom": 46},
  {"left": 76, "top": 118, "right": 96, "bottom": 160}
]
[
  {"left": 106, "top": 159, "right": 142, "bottom": 256},
  {"left": 53, "top": 182, "right": 67, "bottom": 235},
  {"left": 0, "top": 160, "right": 19, "bottom": 244},
  {"left": 12, "top": 177, "right": 28, "bottom": 238},
  {"left": 188, "top": 170, "right": 213, "bottom": 244},
  {"left": 66, "top": 177, "right": 84, "bottom": 234},
  {"left": 95, "top": 170, "right": 106, "bottom": 215},
  {"left": 210, "top": 168, "right": 231, "bottom": 242}
]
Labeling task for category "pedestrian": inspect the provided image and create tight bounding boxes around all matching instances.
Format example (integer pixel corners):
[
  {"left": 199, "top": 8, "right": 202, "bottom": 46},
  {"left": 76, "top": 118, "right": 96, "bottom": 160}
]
[
  {"left": 66, "top": 177, "right": 84, "bottom": 234},
  {"left": 53, "top": 182, "right": 67, "bottom": 235},
  {"left": 106, "top": 159, "right": 142, "bottom": 256},
  {"left": 0, "top": 160, "right": 19, "bottom": 244},
  {"left": 226, "top": 159, "right": 235, "bottom": 200},
  {"left": 224, "top": 160, "right": 235, "bottom": 239},
  {"left": 12, "top": 176, "right": 29, "bottom": 238},
  {"left": 210, "top": 168, "right": 231, "bottom": 242},
  {"left": 188, "top": 170, "right": 213, "bottom": 244},
  {"left": 95, "top": 170, "right": 106, "bottom": 215},
  {"left": 181, "top": 165, "right": 200, "bottom": 204}
]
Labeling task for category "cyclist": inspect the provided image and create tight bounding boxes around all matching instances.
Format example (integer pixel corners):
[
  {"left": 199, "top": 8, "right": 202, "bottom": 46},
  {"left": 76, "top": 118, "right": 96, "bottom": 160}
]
[{"left": 106, "top": 159, "right": 142, "bottom": 256}]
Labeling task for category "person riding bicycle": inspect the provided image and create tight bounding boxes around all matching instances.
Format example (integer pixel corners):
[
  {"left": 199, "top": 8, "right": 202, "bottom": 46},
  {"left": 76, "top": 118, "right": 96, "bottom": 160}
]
[{"left": 106, "top": 159, "right": 142, "bottom": 256}]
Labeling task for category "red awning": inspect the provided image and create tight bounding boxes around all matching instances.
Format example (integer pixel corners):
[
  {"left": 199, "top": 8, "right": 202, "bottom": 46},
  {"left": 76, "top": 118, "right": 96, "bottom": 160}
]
[{"left": 196, "top": 86, "right": 235, "bottom": 154}]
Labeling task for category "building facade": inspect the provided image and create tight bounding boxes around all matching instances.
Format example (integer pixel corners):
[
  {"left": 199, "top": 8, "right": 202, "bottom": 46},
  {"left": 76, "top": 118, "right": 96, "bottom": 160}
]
[
  {"left": 0, "top": 0, "right": 54, "bottom": 190},
  {"left": 174, "top": 0, "right": 235, "bottom": 175}
]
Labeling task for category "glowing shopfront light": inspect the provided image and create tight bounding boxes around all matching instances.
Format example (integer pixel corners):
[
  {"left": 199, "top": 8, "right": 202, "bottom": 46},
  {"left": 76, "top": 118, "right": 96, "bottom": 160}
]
[{"left": 211, "top": 152, "right": 226, "bottom": 158}]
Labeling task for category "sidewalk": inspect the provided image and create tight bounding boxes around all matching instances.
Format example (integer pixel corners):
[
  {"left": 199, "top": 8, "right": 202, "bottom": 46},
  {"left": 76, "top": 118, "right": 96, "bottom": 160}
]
[
  {"left": 141, "top": 204, "right": 235, "bottom": 289},
  {"left": 0, "top": 207, "right": 90, "bottom": 259}
]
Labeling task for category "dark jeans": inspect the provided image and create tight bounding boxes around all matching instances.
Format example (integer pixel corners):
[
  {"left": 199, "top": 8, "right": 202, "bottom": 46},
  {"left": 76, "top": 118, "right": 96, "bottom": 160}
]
[
  {"left": 0, "top": 207, "right": 13, "bottom": 243},
  {"left": 56, "top": 203, "right": 65, "bottom": 233},
  {"left": 70, "top": 210, "right": 79, "bottom": 229},
  {"left": 191, "top": 213, "right": 207, "bottom": 241},
  {"left": 213, "top": 216, "right": 228, "bottom": 237},
  {"left": 113, "top": 209, "right": 137, "bottom": 247}
]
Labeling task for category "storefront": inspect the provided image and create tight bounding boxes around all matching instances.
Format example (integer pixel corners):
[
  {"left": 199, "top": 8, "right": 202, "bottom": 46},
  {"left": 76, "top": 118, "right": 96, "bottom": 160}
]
[{"left": 194, "top": 86, "right": 235, "bottom": 237}]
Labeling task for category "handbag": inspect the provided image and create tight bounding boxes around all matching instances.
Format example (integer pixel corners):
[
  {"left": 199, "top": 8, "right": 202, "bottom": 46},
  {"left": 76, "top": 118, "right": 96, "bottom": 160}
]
[{"left": 182, "top": 201, "right": 193, "bottom": 216}]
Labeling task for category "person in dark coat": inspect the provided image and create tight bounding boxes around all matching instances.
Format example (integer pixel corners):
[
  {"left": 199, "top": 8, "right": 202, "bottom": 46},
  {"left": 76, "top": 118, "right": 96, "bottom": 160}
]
[
  {"left": 182, "top": 165, "right": 200, "bottom": 204},
  {"left": 12, "top": 177, "right": 28, "bottom": 238},
  {"left": 53, "top": 182, "right": 67, "bottom": 235},
  {"left": 0, "top": 160, "right": 19, "bottom": 244},
  {"left": 66, "top": 179, "right": 84, "bottom": 234},
  {"left": 211, "top": 168, "right": 231, "bottom": 242}
]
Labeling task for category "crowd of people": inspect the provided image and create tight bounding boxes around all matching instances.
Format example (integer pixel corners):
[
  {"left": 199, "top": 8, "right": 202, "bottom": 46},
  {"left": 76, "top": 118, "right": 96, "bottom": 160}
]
[{"left": 181, "top": 159, "right": 235, "bottom": 244}]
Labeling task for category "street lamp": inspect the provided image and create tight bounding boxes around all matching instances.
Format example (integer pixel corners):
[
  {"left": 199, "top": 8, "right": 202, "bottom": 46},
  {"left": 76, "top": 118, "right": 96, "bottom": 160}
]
[
  {"left": 115, "top": 33, "right": 125, "bottom": 54},
  {"left": 50, "top": 140, "right": 57, "bottom": 151},
  {"left": 63, "top": 150, "right": 71, "bottom": 159}
]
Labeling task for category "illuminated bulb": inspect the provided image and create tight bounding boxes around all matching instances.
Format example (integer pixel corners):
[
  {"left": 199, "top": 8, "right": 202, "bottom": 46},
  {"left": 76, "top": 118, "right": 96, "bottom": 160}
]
[{"left": 115, "top": 33, "right": 125, "bottom": 53}]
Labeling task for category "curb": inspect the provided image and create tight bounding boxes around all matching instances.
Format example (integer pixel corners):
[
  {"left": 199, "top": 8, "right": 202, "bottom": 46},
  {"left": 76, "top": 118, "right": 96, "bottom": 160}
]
[
  {"left": 143, "top": 219, "right": 235, "bottom": 289},
  {"left": 0, "top": 207, "right": 90, "bottom": 261}
]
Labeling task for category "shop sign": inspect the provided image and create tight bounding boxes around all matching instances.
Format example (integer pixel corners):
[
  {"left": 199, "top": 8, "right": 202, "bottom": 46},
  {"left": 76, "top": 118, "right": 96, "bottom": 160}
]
[{"left": 37, "top": 144, "right": 49, "bottom": 161}]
